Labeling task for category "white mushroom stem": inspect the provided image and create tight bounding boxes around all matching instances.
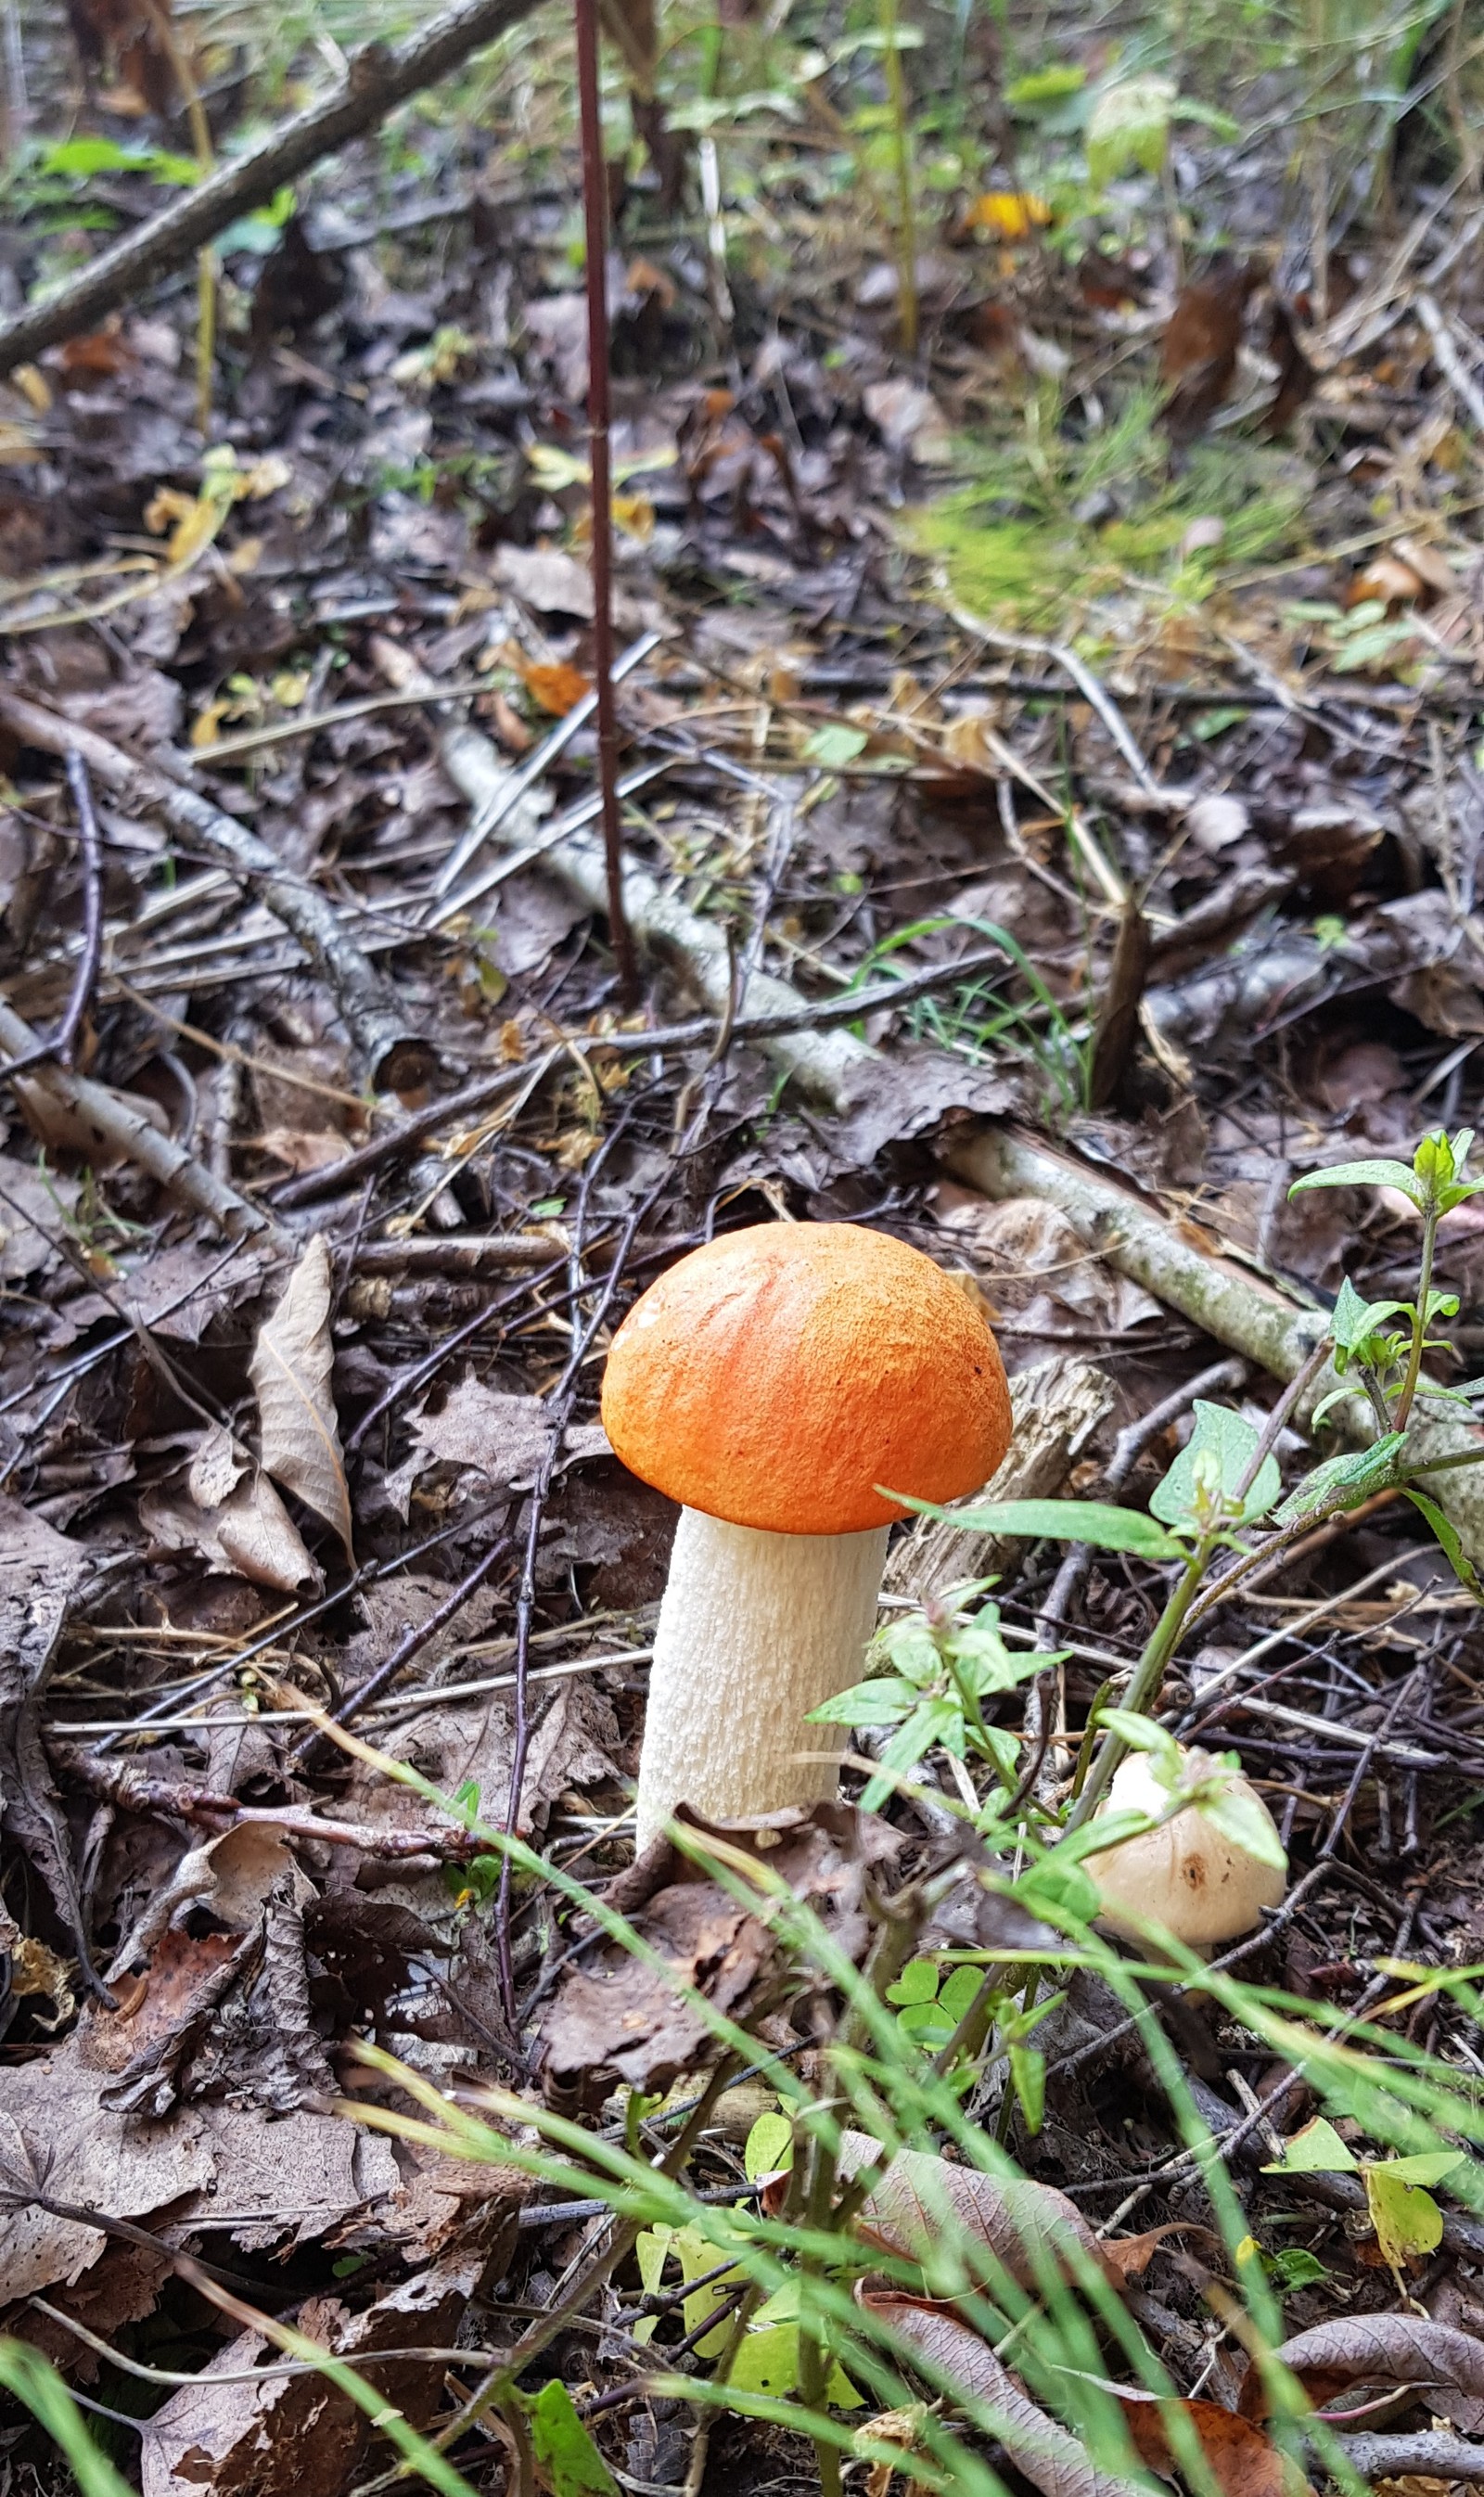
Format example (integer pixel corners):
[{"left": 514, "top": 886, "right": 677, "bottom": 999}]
[{"left": 634, "top": 1510, "right": 889, "bottom": 1849}]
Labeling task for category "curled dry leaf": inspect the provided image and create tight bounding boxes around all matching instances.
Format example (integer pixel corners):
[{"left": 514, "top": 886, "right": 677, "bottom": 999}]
[
  {"left": 831, "top": 2133, "right": 1171, "bottom": 2293},
  {"left": 107, "top": 1820, "right": 304, "bottom": 1982},
  {"left": 249, "top": 1236, "right": 352, "bottom": 1559},
  {"left": 1244, "top": 2315, "right": 1484, "bottom": 2433},
  {"left": 859, "top": 2294, "right": 1150, "bottom": 2497},
  {"left": 144, "top": 1423, "right": 323, "bottom": 1594}
]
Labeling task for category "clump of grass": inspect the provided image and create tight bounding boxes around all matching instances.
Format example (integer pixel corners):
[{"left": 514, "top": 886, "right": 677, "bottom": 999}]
[{"left": 905, "top": 383, "right": 1309, "bottom": 632}]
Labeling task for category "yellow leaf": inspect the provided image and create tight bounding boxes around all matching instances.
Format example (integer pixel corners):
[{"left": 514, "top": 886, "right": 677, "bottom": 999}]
[
  {"left": 1364, "top": 2164, "right": 1445, "bottom": 2270},
  {"left": 191, "top": 699, "right": 233, "bottom": 749},
  {"left": 12, "top": 365, "right": 51, "bottom": 413},
  {"left": 0, "top": 422, "right": 38, "bottom": 465},
  {"left": 612, "top": 490, "right": 655, "bottom": 542},
  {"left": 966, "top": 190, "right": 1052, "bottom": 240}
]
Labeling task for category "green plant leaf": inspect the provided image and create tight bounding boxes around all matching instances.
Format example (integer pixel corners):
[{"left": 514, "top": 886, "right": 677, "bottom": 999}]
[
  {"left": 1014, "top": 1853, "right": 1100, "bottom": 1922},
  {"left": 1006, "top": 63, "right": 1086, "bottom": 104},
  {"left": 0, "top": 2342, "right": 136, "bottom": 2497},
  {"left": 887, "top": 1959, "right": 942, "bottom": 2006},
  {"left": 1086, "top": 72, "right": 1177, "bottom": 184},
  {"left": 1009, "top": 2041, "right": 1046, "bottom": 2133},
  {"left": 1274, "top": 1435, "right": 1405, "bottom": 1524},
  {"left": 1149, "top": 1402, "right": 1282, "bottom": 1527},
  {"left": 808, "top": 1673, "right": 916, "bottom": 1727},
  {"left": 1198, "top": 1776, "right": 1288, "bottom": 1874},
  {"left": 1263, "top": 2246, "right": 1329, "bottom": 2290},
  {"left": 521, "top": 2382, "right": 619, "bottom": 2496},
  {"left": 1364, "top": 2165, "right": 1445, "bottom": 2269},
  {"left": 1289, "top": 1158, "right": 1421, "bottom": 1203},
  {"left": 726, "top": 2322, "right": 863, "bottom": 2406},
  {"left": 1331, "top": 1277, "right": 1411, "bottom": 1354},
  {"left": 1262, "top": 2116, "right": 1358, "bottom": 2173},
  {"left": 743, "top": 2110, "right": 794, "bottom": 2181},
  {"left": 1384, "top": 2150, "right": 1464, "bottom": 2186},
  {"left": 801, "top": 723, "right": 870, "bottom": 769},
  {"left": 1401, "top": 1486, "right": 1483, "bottom": 1596},
  {"left": 940, "top": 1965, "right": 985, "bottom": 2023},
  {"left": 892, "top": 1495, "right": 1183, "bottom": 1558}
]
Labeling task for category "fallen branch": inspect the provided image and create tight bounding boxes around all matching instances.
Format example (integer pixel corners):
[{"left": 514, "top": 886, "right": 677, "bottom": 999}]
[
  {"left": 947, "top": 1124, "right": 1484, "bottom": 1569},
  {"left": 379, "top": 650, "right": 1484, "bottom": 1571},
  {"left": 1415, "top": 293, "right": 1484, "bottom": 435},
  {"left": 1328, "top": 2429, "right": 1484, "bottom": 2481},
  {"left": 0, "top": 0, "right": 543, "bottom": 376},
  {"left": 276, "top": 949, "right": 1025, "bottom": 1211},
  {"left": 0, "top": 690, "right": 427, "bottom": 1091},
  {"left": 0, "top": 994, "right": 272, "bottom": 1236}
]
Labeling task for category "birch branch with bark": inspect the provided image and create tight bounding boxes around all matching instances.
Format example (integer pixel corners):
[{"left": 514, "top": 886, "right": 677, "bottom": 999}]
[{"left": 0, "top": 0, "right": 543, "bottom": 376}]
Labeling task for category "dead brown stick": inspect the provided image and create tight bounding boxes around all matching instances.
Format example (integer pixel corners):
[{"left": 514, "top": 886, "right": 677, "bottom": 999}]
[
  {"left": 0, "top": 993, "right": 272, "bottom": 1236},
  {"left": 0, "top": 690, "right": 427, "bottom": 1091},
  {"left": 0, "top": 0, "right": 543, "bottom": 377}
]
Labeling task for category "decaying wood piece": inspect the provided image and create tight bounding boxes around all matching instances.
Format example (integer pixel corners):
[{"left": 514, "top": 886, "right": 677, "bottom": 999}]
[
  {"left": 0, "top": 691, "right": 428, "bottom": 1092},
  {"left": 0, "top": 0, "right": 543, "bottom": 377},
  {"left": 883, "top": 1357, "right": 1115, "bottom": 1603}
]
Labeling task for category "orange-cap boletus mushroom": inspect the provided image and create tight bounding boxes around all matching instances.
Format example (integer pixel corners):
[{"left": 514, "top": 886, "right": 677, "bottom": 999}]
[{"left": 601, "top": 1222, "right": 1012, "bottom": 1845}]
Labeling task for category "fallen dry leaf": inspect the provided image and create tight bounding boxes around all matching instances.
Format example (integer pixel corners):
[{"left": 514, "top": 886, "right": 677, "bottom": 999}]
[
  {"left": 838, "top": 2135, "right": 1122, "bottom": 2292},
  {"left": 0, "top": 2038, "right": 399, "bottom": 2303},
  {"left": 108, "top": 1821, "right": 303, "bottom": 1978},
  {"left": 830, "top": 2134, "right": 1170, "bottom": 2294},
  {"left": 143, "top": 1425, "right": 322, "bottom": 1594},
  {"left": 860, "top": 2295, "right": 1149, "bottom": 2497},
  {"left": 249, "top": 1236, "right": 352, "bottom": 1559},
  {"left": 522, "top": 658, "right": 591, "bottom": 714},
  {"left": 0, "top": 1152, "right": 79, "bottom": 1278},
  {"left": 1111, "top": 2384, "right": 1306, "bottom": 2497},
  {"left": 137, "top": 2249, "right": 487, "bottom": 2497},
  {"left": 493, "top": 541, "right": 595, "bottom": 619},
  {"left": 1159, "top": 258, "right": 1260, "bottom": 446},
  {"left": 1245, "top": 2315, "right": 1484, "bottom": 2433},
  {"left": 0, "top": 1497, "right": 91, "bottom": 1936},
  {"left": 385, "top": 1373, "right": 608, "bottom": 1517},
  {"left": 539, "top": 1805, "right": 900, "bottom": 2107}
]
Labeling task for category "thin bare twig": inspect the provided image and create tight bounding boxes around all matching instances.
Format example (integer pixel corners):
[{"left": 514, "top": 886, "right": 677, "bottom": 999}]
[{"left": 575, "top": 0, "right": 639, "bottom": 1006}]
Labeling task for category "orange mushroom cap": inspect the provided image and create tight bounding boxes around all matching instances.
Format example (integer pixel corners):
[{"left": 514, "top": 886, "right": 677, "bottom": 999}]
[{"left": 601, "top": 1223, "right": 1012, "bottom": 1536}]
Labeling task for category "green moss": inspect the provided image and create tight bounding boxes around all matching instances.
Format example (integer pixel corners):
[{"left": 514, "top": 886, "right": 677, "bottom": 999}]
[{"left": 903, "top": 387, "right": 1309, "bottom": 631}]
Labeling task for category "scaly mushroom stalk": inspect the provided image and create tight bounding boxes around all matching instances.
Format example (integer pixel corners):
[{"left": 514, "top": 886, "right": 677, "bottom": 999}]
[{"left": 635, "top": 1513, "right": 889, "bottom": 1846}]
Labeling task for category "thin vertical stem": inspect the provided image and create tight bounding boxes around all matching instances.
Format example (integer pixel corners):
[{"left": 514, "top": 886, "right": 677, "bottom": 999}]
[
  {"left": 1395, "top": 1204, "right": 1439, "bottom": 1430},
  {"left": 139, "top": 0, "right": 216, "bottom": 433},
  {"left": 878, "top": 0, "right": 918, "bottom": 355},
  {"left": 574, "top": 0, "right": 640, "bottom": 1008}
]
